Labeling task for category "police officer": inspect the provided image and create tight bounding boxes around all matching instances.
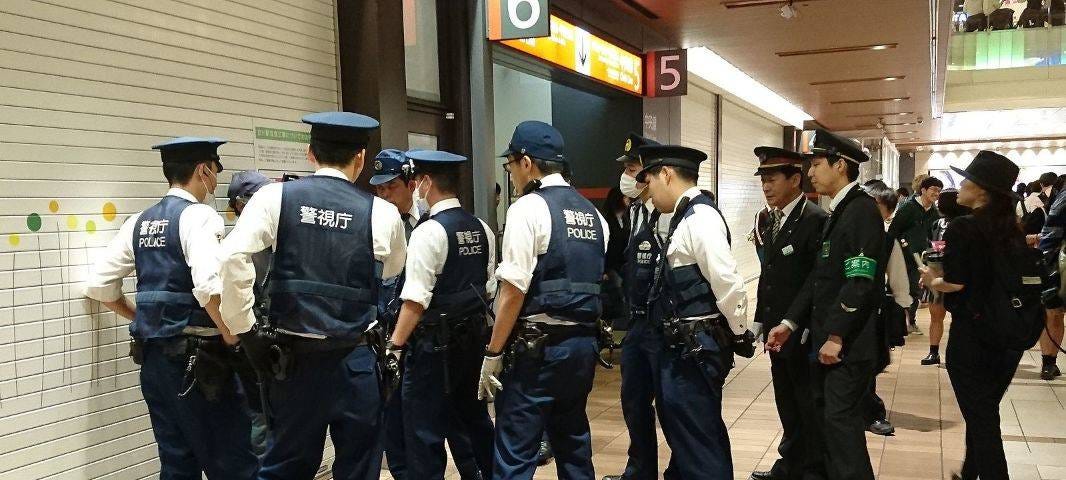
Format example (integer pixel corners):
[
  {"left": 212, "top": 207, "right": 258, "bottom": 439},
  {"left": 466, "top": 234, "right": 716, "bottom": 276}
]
[
  {"left": 637, "top": 144, "right": 755, "bottom": 480},
  {"left": 767, "top": 130, "right": 884, "bottom": 480},
  {"left": 748, "top": 148, "right": 828, "bottom": 480},
  {"left": 226, "top": 170, "right": 275, "bottom": 457},
  {"left": 480, "top": 120, "right": 609, "bottom": 480},
  {"left": 603, "top": 133, "right": 677, "bottom": 480},
  {"left": 385, "top": 150, "right": 498, "bottom": 480},
  {"left": 84, "top": 137, "right": 258, "bottom": 479},
  {"left": 370, "top": 147, "right": 418, "bottom": 480},
  {"left": 219, "top": 112, "right": 407, "bottom": 480}
]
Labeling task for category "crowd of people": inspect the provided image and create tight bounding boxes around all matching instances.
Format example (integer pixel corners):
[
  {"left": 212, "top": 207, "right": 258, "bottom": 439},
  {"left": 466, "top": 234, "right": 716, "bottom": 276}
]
[{"left": 80, "top": 109, "right": 1057, "bottom": 480}]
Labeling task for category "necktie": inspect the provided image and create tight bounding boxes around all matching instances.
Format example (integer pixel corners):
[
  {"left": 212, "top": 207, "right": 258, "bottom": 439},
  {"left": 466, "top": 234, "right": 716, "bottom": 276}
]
[
  {"left": 401, "top": 213, "right": 413, "bottom": 239},
  {"left": 768, "top": 208, "right": 784, "bottom": 245}
]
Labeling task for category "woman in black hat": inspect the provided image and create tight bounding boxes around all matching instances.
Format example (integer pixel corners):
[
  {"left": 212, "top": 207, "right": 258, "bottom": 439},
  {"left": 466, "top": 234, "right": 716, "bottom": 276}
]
[{"left": 920, "top": 151, "right": 1025, "bottom": 480}]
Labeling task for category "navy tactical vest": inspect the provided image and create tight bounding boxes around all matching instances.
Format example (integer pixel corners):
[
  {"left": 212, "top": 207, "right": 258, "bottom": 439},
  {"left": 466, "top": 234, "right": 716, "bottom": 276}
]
[
  {"left": 423, "top": 207, "right": 490, "bottom": 322},
  {"left": 131, "top": 195, "right": 213, "bottom": 339},
  {"left": 269, "top": 176, "right": 380, "bottom": 339},
  {"left": 652, "top": 192, "right": 732, "bottom": 321},
  {"left": 521, "top": 186, "right": 606, "bottom": 325},
  {"left": 623, "top": 201, "right": 662, "bottom": 325}
]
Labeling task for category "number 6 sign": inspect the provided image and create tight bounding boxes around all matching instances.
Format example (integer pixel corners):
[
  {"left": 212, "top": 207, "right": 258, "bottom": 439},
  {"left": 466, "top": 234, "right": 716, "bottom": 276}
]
[
  {"left": 487, "top": 0, "right": 551, "bottom": 41},
  {"left": 645, "top": 49, "right": 688, "bottom": 97}
]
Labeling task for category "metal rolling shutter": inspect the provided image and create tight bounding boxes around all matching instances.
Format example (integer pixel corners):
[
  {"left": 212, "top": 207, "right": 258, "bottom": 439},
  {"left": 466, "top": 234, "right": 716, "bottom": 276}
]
[{"left": 0, "top": 1, "right": 338, "bottom": 478}]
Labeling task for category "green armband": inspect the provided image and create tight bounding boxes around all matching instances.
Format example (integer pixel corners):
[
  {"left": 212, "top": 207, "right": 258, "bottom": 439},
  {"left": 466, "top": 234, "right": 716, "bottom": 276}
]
[{"left": 843, "top": 255, "right": 877, "bottom": 280}]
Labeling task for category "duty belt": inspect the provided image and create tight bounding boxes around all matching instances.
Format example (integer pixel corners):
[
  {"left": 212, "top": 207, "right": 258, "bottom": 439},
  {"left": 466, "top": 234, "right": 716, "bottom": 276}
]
[
  {"left": 284, "top": 333, "right": 370, "bottom": 354},
  {"left": 659, "top": 316, "right": 721, "bottom": 350}
]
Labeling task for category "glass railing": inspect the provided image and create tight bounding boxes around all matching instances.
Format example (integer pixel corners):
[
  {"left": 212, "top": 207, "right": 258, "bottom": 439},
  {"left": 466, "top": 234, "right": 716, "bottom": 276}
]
[{"left": 949, "top": 24, "right": 1066, "bottom": 70}]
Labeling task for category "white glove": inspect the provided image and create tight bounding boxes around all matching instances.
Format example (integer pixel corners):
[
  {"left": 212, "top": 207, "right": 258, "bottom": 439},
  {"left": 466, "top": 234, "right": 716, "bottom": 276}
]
[{"left": 478, "top": 353, "right": 505, "bottom": 402}]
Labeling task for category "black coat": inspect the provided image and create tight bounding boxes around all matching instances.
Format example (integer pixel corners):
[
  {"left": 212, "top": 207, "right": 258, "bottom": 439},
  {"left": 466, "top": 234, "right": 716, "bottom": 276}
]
[
  {"left": 785, "top": 185, "right": 887, "bottom": 363},
  {"left": 755, "top": 198, "right": 828, "bottom": 343}
]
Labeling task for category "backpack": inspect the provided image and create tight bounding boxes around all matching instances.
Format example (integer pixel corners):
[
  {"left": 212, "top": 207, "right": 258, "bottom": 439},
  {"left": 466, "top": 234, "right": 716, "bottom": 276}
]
[{"left": 969, "top": 240, "right": 1048, "bottom": 351}]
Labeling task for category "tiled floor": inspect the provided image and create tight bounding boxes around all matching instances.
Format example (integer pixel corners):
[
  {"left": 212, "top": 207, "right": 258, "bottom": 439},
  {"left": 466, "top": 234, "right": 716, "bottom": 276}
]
[{"left": 377, "top": 309, "right": 1066, "bottom": 479}]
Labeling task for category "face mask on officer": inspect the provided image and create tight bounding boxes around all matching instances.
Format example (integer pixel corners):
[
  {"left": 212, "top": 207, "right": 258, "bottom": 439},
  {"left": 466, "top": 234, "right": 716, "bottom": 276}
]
[
  {"left": 199, "top": 162, "right": 219, "bottom": 208},
  {"left": 619, "top": 172, "right": 645, "bottom": 199},
  {"left": 413, "top": 176, "right": 431, "bottom": 213}
]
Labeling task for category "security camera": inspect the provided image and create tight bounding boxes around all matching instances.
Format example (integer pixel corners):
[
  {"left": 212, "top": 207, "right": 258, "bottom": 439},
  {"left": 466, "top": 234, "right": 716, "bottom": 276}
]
[{"left": 779, "top": 2, "right": 798, "bottom": 19}]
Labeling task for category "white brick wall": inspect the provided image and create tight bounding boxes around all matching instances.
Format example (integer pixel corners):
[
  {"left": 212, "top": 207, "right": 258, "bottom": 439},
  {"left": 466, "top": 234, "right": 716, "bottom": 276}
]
[
  {"left": 719, "top": 99, "right": 782, "bottom": 284},
  {"left": 0, "top": 1, "right": 337, "bottom": 477}
]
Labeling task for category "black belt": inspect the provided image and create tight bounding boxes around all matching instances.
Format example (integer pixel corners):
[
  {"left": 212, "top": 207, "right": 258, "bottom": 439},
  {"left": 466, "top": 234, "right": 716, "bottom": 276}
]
[
  {"left": 145, "top": 335, "right": 222, "bottom": 358},
  {"left": 520, "top": 322, "right": 596, "bottom": 342},
  {"left": 283, "top": 334, "right": 370, "bottom": 354}
]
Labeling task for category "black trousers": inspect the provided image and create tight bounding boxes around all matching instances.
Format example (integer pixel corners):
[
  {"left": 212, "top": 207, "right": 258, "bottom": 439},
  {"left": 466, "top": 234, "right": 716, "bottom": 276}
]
[
  {"left": 862, "top": 377, "right": 887, "bottom": 426},
  {"left": 946, "top": 322, "right": 1023, "bottom": 480},
  {"left": 810, "top": 359, "right": 876, "bottom": 480},
  {"left": 768, "top": 344, "right": 818, "bottom": 480}
]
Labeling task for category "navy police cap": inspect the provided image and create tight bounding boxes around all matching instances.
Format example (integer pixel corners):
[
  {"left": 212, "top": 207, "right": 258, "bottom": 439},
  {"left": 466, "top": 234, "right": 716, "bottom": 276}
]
[
  {"left": 227, "top": 170, "right": 271, "bottom": 203},
  {"left": 370, "top": 148, "right": 407, "bottom": 186},
  {"left": 302, "top": 111, "right": 380, "bottom": 146},
  {"left": 616, "top": 132, "right": 660, "bottom": 162},
  {"left": 753, "top": 146, "right": 804, "bottom": 176},
  {"left": 635, "top": 145, "right": 707, "bottom": 183},
  {"left": 499, "top": 121, "right": 566, "bottom": 163},
  {"left": 152, "top": 136, "right": 226, "bottom": 171},
  {"left": 806, "top": 129, "right": 869, "bottom": 164},
  {"left": 406, "top": 149, "right": 468, "bottom": 163}
]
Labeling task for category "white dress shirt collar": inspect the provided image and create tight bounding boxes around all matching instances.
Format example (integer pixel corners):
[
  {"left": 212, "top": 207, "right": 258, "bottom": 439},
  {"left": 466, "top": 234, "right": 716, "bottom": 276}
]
[
  {"left": 429, "top": 198, "right": 462, "bottom": 216},
  {"left": 539, "top": 173, "right": 569, "bottom": 187},
  {"left": 313, "top": 167, "right": 351, "bottom": 181},
  {"left": 166, "top": 187, "right": 200, "bottom": 204},
  {"left": 673, "top": 186, "right": 703, "bottom": 212},
  {"left": 829, "top": 181, "right": 860, "bottom": 212},
  {"left": 779, "top": 192, "right": 804, "bottom": 219}
]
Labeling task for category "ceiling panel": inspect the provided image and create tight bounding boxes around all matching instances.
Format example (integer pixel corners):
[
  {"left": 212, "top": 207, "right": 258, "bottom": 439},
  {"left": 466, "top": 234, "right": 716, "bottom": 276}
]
[{"left": 613, "top": 0, "right": 951, "bottom": 141}]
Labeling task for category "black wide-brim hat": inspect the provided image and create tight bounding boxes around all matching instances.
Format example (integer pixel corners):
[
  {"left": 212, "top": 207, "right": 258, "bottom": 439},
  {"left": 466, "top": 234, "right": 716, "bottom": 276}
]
[{"left": 950, "top": 150, "right": 1020, "bottom": 200}]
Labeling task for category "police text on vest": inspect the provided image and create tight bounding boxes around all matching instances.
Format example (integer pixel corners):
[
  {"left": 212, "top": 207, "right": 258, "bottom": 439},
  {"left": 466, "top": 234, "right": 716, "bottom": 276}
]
[{"left": 563, "top": 209, "right": 598, "bottom": 241}]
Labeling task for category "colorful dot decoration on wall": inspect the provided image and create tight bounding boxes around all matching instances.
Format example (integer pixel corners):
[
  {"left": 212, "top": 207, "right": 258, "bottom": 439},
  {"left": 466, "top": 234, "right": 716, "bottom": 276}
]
[
  {"left": 7, "top": 234, "right": 19, "bottom": 246},
  {"left": 86, "top": 221, "right": 97, "bottom": 234},
  {"left": 102, "top": 202, "right": 117, "bottom": 222},
  {"left": 66, "top": 215, "right": 78, "bottom": 230},
  {"left": 49, "top": 200, "right": 59, "bottom": 213},
  {"left": 27, "top": 213, "right": 42, "bottom": 232}
]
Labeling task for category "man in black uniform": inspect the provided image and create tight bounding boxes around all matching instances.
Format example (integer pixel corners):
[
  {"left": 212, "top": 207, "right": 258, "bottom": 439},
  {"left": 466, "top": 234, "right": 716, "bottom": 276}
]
[
  {"left": 748, "top": 148, "right": 828, "bottom": 480},
  {"left": 768, "top": 130, "right": 884, "bottom": 480}
]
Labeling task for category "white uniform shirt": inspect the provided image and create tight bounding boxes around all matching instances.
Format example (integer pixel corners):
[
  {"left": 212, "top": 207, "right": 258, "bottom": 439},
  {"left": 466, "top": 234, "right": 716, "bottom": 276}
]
[
  {"left": 218, "top": 168, "right": 407, "bottom": 335},
  {"left": 400, "top": 198, "right": 498, "bottom": 308},
  {"left": 829, "top": 181, "right": 860, "bottom": 213},
  {"left": 84, "top": 189, "right": 224, "bottom": 335},
  {"left": 495, "top": 173, "right": 611, "bottom": 324},
  {"left": 665, "top": 187, "right": 749, "bottom": 335}
]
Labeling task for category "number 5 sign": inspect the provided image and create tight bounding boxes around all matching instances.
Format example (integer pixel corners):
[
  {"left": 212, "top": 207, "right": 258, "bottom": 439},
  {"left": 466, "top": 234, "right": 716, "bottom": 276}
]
[
  {"left": 487, "top": 0, "right": 551, "bottom": 41},
  {"left": 645, "top": 49, "right": 688, "bottom": 97}
]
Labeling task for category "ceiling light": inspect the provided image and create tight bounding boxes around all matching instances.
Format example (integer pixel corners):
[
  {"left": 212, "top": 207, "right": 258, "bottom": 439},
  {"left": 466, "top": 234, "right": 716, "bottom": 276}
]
[
  {"left": 687, "top": 47, "right": 813, "bottom": 128},
  {"left": 810, "top": 75, "right": 906, "bottom": 86},
  {"left": 779, "top": 2, "right": 798, "bottom": 19},
  {"left": 831, "top": 97, "right": 910, "bottom": 104},
  {"left": 777, "top": 43, "right": 898, "bottom": 57}
]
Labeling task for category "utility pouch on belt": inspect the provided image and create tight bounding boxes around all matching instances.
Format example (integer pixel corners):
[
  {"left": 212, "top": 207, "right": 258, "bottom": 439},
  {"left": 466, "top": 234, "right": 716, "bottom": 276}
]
[
  {"left": 185, "top": 338, "right": 233, "bottom": 403},
  {"left": 507, "top": 323, "right": 548, "bottom": 365},
  {"left": 129, "top": 338, "right": 145, "bottom": 366}
]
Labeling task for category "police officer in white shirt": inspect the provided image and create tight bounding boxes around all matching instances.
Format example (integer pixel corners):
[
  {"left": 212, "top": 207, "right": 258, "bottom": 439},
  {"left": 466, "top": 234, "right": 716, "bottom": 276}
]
[
  {"left": 480, "top": 121, "right": 610, "bottom": 480},
  {"left": 638, "top": 144, "right": 756, "bottom": 480},
  {"left": 603, "top": 132, "right": 678, "bottom": 480},
  {"left": 384, "top": 149, "right": 498, "bottom": 480},
  {"left": 84, "top": 137, "right": 257, "bottom": 479},
  {"left": 218, "top": 112, "right": 407, "bottom": 480}
]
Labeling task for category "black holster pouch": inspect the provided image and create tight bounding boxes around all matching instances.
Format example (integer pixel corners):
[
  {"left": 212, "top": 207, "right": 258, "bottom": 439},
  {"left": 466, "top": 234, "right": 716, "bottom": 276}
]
[
  {"left": 239, "top": 324, "right": 290, "bottom": 382},
  {"left": 662, "top": 317, "right": 735, "bottom": 368},
  {"left": 506, "top": 322, "right": 549, "bottom": 368},
  {"left": 129, "top": 338, "right": 145, "bottom": 366},
  {"left": 188, "top": 337, "right": 235, "bottom": 403},
  {"left": 595, "top": 319, "right": 615, "bottom": 369},
  {"left": 366, "top": 326, "right": 399, "bottom": 403}
]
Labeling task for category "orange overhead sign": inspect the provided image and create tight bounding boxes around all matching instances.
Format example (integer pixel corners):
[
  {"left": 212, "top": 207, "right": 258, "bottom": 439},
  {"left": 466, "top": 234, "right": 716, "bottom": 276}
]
[{"left": 500, "top": 15, "right": 643, "bottom": 95}]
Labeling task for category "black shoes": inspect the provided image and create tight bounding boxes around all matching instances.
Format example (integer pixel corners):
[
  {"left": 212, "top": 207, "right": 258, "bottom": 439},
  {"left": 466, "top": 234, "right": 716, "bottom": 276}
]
[
  {"left": 868, "top": 419, "right": 895, "bottom": 436},
  {"left": 921, "top": 353, "right": 941, "bottom": 365},
  {"left": 536, "top": 440, "right": 554, "bottom": 466},
  {"left": 1041, "top": 364, "right": 1062, "bottom": 381},
  {"left": 750, "top": 470, "right": 774, "bottom": 480}
]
